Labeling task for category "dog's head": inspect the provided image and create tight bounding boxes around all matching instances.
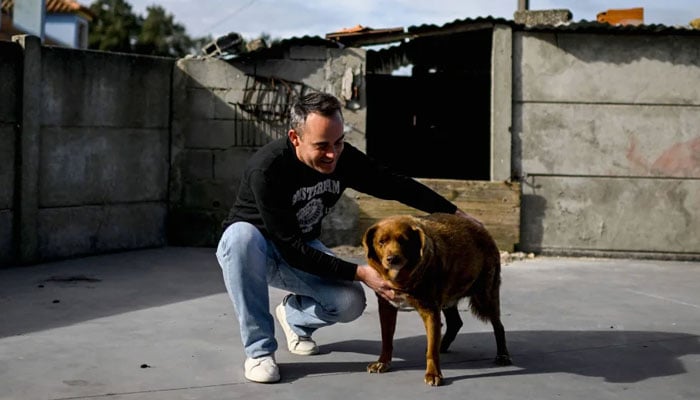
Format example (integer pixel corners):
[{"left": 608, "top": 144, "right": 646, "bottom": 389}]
[{"left": 362, "top": 216, "right": 430, "bottom": 282}]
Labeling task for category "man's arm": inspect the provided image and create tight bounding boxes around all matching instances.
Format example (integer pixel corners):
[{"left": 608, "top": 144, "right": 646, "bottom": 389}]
[
  {"left": 340, "top": 145, "right": 456, "bottom": 215},
  {"left": 342, "top": 145, "right": 484, "bottom": 225},
  {"left": 355, "top": 264, "right": 396, "bottom": 301}
]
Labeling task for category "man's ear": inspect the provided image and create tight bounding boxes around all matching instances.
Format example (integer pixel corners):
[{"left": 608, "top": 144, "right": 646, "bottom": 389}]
[{"left": 288, "top": 129, "right": 301, "bottom": 146}]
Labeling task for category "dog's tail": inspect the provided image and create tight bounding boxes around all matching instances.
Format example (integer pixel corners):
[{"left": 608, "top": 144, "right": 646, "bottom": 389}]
[{"left": 468, "top": 252, "right": 502, "bottom": 323}]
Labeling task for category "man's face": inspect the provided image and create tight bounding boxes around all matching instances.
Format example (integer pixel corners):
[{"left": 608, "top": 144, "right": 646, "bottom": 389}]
[{"left": 289, "top": 111, "right": 345, "bottom": 174}]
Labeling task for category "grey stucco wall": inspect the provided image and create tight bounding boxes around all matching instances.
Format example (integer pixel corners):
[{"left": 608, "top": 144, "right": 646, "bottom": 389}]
[
  {"left": 5, "top": 38, "right": 174, "bottom": 266},
  {"left": 0, "top": 40, "right": 21, "bottom": 265},
  {"left": 169, "top": 46, "right": 367, "bottom": 247},
  {"left": 514, "top": 32, "right": 700, "bottom": 257}
]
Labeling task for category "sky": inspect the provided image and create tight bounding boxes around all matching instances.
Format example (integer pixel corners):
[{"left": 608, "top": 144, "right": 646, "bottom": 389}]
[{"left": 124, "top": 0, "right": 699, "bottom": 41}]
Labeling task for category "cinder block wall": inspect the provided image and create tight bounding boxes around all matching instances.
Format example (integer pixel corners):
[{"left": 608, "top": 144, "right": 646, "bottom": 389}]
[
  {"left": 0, "top": 41, "right": 21, "bottom": 265},
  {"left": 7, "top": 37, "right": 174, "bottom": 265},
  {"left": 514, "top": 32, "right": 700, "bottom": 257},
  {"left": 169, "top": 46, "right": 367, "bottom": 247},
  {"left": 168, "top": 57, "right": 256, "bottom": 247}
]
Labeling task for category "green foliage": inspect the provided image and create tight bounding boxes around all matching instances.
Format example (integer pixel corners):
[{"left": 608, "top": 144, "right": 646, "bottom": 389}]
[
  {"left": 88, "top": 0, "right": 207, "bottom": 57},
  {"left": 87, "top": 0, "right": 275, "bottom": 57},
  {"left": 134, "top": 5, "right": 194, "bottom": 57},
  {"left": 88, "top": 0, "right": 140, "bottom": 53}
]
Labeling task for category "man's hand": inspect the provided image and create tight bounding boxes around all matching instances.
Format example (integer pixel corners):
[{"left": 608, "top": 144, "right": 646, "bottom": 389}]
[
  {"left": 355, "top": 264, "right": 396, "bottom": 301},
  {"left": 455, "top": 208, "right": 484, "bottom": 228}
]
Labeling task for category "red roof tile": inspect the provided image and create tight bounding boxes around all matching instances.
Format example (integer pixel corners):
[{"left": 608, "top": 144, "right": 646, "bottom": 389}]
[{"left": 1, "top": 0, "right": 94, "bottom": 19}]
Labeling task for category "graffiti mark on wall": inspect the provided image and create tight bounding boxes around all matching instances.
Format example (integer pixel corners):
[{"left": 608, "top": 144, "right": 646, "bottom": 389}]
[{"left": 627, "top": 136, "right": 700, "bottom": 177}]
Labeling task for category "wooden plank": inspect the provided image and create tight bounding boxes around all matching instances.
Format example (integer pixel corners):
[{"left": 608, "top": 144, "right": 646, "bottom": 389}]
[{"left": 356, "top": 179, "right": 520, "bottom": 252}]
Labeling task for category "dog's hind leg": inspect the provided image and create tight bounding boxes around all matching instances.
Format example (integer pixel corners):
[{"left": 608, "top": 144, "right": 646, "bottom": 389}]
[
  {"left": 440, "top": 305, "right": 463, "bottom": 353},
  {"left": 468, "top": 283, "right": 512, "bottom": 365},
  {"left": 491, "top": 317, "right": 513, "bottom": 365},
  {"left": 490, "top": 316, "right": 512, "bottom": 366}
]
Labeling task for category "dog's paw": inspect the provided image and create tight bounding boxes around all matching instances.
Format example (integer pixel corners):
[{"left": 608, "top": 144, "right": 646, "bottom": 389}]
[
  {"left": 367, "top": 361, "right": 391, "bottom": 373},
  {"left": 424, "top": 371, "right": 443, "bottom": 386},
  {"left": 494, "top": 354, "right": 512, "bottom": 366}
]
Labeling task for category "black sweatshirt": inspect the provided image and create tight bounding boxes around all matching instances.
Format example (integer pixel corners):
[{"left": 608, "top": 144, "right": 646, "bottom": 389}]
[{"left": 222, "top": 138, "right": 457, "bottom": 281}]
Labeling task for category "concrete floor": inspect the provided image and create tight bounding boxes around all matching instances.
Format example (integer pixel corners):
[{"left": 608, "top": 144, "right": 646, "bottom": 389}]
[{"left": 1, "top": 247, "right": 699, "bottom": 400}]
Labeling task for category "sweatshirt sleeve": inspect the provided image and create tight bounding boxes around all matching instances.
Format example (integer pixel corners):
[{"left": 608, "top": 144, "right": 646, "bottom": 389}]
[
  {"left": 248, "top": 169, "right": 359, "bottom": 281},
  {"left": 341, "top": 146, "right": 458, "bottom": 214}
]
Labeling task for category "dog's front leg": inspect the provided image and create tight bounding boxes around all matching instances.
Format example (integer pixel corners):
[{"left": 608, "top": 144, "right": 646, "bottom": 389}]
[
  {"left": 367, "top": 294, "right": 398, "bottom": 374},
  {"left": 418, "top": 306, "right": 443, "bottom": 386}
]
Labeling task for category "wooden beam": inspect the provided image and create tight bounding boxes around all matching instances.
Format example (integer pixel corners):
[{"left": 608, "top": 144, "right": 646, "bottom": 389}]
[{"left": 355, "top": 179, "right": 521, "bottom": 252}]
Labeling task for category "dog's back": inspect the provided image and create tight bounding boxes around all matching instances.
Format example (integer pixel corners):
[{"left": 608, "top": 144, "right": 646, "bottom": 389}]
[{"left": 416, "top": 213, "right": 502, "bottom": 321}]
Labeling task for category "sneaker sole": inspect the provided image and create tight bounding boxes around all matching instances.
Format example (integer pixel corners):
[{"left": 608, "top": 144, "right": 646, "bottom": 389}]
[{"left": 244, "top": 372, "right": 280, "bottom": 383}]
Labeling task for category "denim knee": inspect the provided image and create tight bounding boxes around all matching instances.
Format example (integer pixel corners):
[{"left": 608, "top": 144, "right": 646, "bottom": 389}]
[
  {"left": 332, "top": 283, "right": 367, "bottom": 323},
  {"left": 217, "top": 222, "right": 266, "bottom": 263}
]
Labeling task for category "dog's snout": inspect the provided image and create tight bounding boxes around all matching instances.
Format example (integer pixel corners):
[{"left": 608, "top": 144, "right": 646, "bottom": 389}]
[{"left": 385, "top": 254, "right": 402, "bottom": 265}]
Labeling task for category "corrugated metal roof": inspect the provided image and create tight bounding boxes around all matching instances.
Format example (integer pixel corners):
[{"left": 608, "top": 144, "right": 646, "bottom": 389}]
[
  {"left": 522, "top": 19, "right": 700, "bottom": 35},
  {"left": 321, "top": 15, "right": 700, "bottom": 49},
  {"left": 227, "top": 14, "right": 700, "bottom": 61},
  {"left": 406, "top": 16, "right": 514, "bottom": 34},
  {"left": 407, "top": 15, "right": 700, "bottom": 36}
]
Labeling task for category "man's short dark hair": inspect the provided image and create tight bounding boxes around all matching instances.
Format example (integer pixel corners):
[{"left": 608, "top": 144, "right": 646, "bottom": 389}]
[{"left": 290, "top": 92, "right": 343, "bottom": 134}]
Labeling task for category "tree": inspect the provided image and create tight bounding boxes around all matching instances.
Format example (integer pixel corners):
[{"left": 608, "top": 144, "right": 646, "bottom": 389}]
[
  {"left": 87, "top": 0, "right": 271, "bottom": 57},
  {"left": 134, "top": 5, "right": 195, "bottom": 57},
  {"left": 88, "top": 0, "right": 202, "bottom": 57},
  {"left": 88, "top": 0, "right": 140, "bottom": 53}
]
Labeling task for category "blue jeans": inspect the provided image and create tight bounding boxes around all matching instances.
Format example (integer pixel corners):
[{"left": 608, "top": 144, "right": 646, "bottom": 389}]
[{"left": 216, "top": 222, "right": 366, "bottom": 359}]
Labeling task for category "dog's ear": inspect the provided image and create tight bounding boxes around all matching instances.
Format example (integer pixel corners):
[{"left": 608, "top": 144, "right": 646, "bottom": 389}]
[
  {"left": 362, "top": 224, "right": 379, "bottom": 262},
  {"left": 411, "top": 224, "right": 432, "bottom": 261}
]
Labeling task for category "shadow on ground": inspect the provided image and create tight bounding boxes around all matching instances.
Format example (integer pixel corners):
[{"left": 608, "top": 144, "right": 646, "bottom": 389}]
[
  {"left": 282, "top": 330, "right": 700, "bottom": 385},
  {"left": 0, "top": 247, "right": 222, "bottom": 337}
]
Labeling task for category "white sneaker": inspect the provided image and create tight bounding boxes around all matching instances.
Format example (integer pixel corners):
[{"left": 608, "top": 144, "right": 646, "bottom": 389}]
[
  {"left": 244, "top": 355, "right": 280, "bottom": 383},
  {"left": 275, "top": 297, "right": 319, "bottom": 355}
]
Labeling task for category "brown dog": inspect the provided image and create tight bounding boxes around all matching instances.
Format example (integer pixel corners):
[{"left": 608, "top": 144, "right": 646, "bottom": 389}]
[{"left": 362, "top": 213, "right": 511, "bottom": 386}]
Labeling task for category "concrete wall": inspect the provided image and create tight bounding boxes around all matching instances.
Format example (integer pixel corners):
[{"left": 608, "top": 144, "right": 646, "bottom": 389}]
[
  {"left": 6, "top": 36, "right": 173, "bottom": 266},
  {"left": 169, "top": 46, "right": 367, "bottom": 246},
  {"left": 37, "top": 46, "right": 172, "bottom": 260},
  {"left": 514, "top": 32, "right": 700, "bottom": 257},
  {"left": 491, "top": 24, "right": 513, "bottom": 182},
  {"left": 5, "top": 29, "right": 699, "bottom": 266},
  {"left": 0, "top": 40, "right": 21, "bottom": 265}
]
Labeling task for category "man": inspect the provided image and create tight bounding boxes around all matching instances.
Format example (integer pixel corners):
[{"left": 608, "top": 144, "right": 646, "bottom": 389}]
[{"left": 216, "top": 92, "right": 475, "bottom": 383}]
